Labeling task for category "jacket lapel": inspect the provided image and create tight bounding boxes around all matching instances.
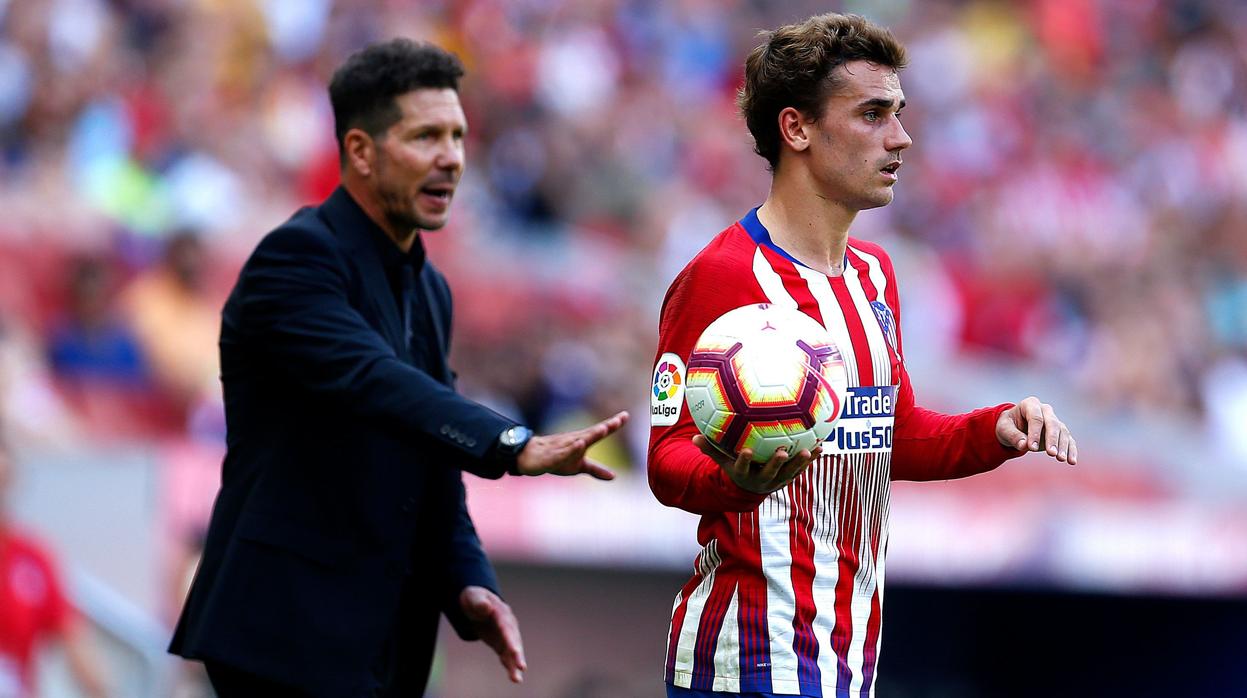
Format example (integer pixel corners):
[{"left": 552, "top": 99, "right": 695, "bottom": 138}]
[{"left": 316, "top": 189, "right": 408, "bottom": 356}]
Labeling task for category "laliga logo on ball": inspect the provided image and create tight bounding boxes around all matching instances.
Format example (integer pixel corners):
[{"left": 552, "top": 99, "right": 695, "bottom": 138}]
[{"left": 684, "top": 303, "right": 849, "bottom": 462}]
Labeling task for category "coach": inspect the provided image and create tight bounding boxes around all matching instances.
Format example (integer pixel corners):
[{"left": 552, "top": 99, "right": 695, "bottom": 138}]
[{"left": 169, "top": 39, "right": 627, "bottom": 697}]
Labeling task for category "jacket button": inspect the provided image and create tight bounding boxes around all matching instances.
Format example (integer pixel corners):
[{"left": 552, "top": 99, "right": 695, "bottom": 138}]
[
  {"left": 466, "top": 438, "right": 476, "bottom": 448},
  {"left": 440, "top": 425, "right": 450, "bottom": 435}
]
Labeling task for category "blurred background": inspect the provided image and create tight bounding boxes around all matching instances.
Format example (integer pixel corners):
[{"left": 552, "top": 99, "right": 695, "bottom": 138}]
[{"left": 1, "top": 0, "right": 1246, "bottom": 696}]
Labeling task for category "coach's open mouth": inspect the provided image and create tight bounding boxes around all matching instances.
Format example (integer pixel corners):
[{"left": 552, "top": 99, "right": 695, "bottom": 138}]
[{"left": 421, "top": 183, "right": 455, "bottom": 201}]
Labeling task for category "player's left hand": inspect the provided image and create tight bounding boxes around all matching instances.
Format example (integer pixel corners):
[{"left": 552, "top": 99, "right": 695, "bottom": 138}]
[
  {"left": 996, "top": 396, "right": 1077, "bottom": 465},
  {"left": 460, "top": 586, "right": 527, "bottom": 683}
]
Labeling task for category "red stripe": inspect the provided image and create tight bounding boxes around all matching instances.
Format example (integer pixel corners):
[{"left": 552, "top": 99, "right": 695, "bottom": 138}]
[
  {"left": 845, "top": 248, "right": 878, "bottom": 299},
  {"left": 690, "top": 569, "right": 736, "bottom": 689},
  {"left": 759, "top": 247, "right": 825, "bottom": 328},
  {"left": 828, "top": 273, "right": 875, "bottom": 387},
  {"left": 831, "top": 456, "right": 863, "bottom": 689},
  {"left": 859, "top": 455, "right": 888, "bottom": 694},
  {"left": 734, "top": 510, "right": 772, "bottom": 685},
  {"left": 786, "top": 470, "right": 822, "bottom": 690},
  {"left": 846, "top": 247, "right": 901, "bottom": 383}
]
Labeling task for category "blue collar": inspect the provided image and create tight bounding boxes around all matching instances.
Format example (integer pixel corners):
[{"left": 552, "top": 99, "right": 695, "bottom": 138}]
[
  {"left": 739, "top": 206, "right": 849, "bottom": 272},
  {"left": 739, "top": 206, "right": 806, "bottom": 268}
]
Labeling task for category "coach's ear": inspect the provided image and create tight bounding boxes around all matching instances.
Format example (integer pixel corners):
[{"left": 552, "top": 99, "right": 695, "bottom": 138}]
[
  {"left": 777, "top": 107, "right": 812, "bottom": 154},
  {"left": 343, "top": 128, "right": 376, "bottom": 177}
]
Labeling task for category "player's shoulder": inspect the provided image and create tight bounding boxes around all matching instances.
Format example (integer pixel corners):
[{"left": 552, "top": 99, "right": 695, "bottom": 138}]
[
  {"left": 659, "top": 222, "right": 763, "bottom": 331},
  {"left": 672, "top": 222, "right": 758, "bottom": 290}
]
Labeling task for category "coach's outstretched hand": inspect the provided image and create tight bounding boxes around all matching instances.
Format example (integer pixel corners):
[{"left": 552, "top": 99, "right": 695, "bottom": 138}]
[
  {"left": 693, "top": 434, "right": 821, "bottom": 495},
  {"left": 996, "top": 396, "right": 1078, "bottom": 465},
  {"left": 461, "top": 586, "right": 526, "bottom": 684},
  {"left": 514, "top": 411, "right": 629, "bottom": 480}
]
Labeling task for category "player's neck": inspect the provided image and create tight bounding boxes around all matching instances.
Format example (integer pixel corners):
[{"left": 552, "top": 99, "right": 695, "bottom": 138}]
[{"left": 758, "top": 175, "right": 854, "bottom": 277}]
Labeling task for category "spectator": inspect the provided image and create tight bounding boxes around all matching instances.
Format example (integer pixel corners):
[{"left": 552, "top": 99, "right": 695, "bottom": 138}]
[
  {"left": 119, "top": 231, "right": 220, "bottom": 416},
  {"left": 0, "top": 0, "right": 1241, "bottom": 461},
  {"left": 0, "top": 440, "right": 109, "bottom": 698},
  {"left": 47, "top": 256, "right": 147, "bottom": 388}
]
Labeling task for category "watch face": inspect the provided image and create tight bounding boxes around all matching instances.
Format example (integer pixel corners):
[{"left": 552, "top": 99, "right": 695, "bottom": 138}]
[{"left": 503, "top": 426, "right": 532, "bottom": 447}]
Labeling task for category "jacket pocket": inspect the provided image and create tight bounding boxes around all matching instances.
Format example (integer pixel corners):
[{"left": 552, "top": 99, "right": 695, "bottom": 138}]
[{"left": 234, "top": 509, "right": 356, "bottom": 567}]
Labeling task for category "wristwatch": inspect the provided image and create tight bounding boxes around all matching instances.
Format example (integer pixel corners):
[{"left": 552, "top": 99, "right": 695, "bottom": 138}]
[{"left": 496, "top": 425, "right": 533, "bottom": 473}]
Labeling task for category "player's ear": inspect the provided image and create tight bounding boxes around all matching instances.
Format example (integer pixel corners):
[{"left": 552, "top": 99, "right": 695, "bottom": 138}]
[
  {"left": 777, "top": 107, "right": 811, "bottom": 154},
  {"left": 343, "top": 128, "right": 376, "bottom": 178}
]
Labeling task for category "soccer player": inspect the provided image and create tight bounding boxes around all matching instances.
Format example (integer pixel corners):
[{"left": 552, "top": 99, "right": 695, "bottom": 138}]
[
  {"left": 0, "top": 442, "right": 109, "bottom": 698},
  {"left": 647, "top": 14, "right": 1076, "bottom": 698}
]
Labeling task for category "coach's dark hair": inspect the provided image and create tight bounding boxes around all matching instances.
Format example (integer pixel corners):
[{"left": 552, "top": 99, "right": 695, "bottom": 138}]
[
  {"left": 739, "top": 13, "right": 907, "bottom": 171},
  {"left": 329, "top": 39, "right": 465, "bottom": 163}
]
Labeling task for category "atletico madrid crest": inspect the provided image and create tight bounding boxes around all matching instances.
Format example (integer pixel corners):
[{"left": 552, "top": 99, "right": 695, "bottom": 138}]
[{"left": 870, "top": 300, "right": 898, "bottom": 354}]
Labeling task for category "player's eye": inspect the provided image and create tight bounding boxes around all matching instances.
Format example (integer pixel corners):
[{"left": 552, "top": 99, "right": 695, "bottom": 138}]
[{"left": 864, "top": 111, "right": 878, "bottom": 122}]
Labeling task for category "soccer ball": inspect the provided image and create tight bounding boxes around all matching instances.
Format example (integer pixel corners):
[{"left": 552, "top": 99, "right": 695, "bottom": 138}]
[{"left": 685, "top": 303, "right": 848, "bottom": 463}]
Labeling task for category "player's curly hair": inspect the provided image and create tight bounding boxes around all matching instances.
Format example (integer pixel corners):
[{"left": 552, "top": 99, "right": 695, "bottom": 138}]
[
  {"left": 329, "top": 39, "right": 465, "bottom": 163},
  {"left": 739, "top": 13, "right": 907, "bottom": 171}
]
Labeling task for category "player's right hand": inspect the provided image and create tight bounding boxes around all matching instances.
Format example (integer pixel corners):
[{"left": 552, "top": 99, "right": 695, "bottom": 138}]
[{"left": 693, "top": 434, "right": 820, "bottom": 495}]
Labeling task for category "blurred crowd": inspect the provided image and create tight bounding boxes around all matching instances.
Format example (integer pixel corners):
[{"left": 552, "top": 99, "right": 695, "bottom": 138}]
[{"left": 0, "top": 0, "right": 1245, "bottom": 469}]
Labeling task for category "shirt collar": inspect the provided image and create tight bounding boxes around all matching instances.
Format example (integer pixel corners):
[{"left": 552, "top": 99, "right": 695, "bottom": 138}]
[
  {"left": 323, "top": 186, "right": 427, "bottom": 272},
  {"left": 738, "top": 206, "right": 805, "bottom": 268},
  {"left": 738, "top": 206, "right": 848, "bottom": 272}
]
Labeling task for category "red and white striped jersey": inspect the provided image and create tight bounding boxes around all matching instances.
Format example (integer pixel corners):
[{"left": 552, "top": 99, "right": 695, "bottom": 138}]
[{"left": 648, "top": 208, "right": 1020, "bottom": 697}]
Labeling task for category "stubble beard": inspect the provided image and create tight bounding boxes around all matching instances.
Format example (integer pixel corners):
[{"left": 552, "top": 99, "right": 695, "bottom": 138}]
[{"left": 377, "top": 178, "right": 448, "bottom": 234}]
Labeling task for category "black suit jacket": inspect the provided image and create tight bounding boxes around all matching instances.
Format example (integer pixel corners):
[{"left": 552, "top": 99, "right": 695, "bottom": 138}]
[{"left": 169, "top": 187, "right": 516, "bottom": 696}]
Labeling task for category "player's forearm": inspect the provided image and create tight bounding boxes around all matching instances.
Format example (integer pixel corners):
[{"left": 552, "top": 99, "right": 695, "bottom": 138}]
[
  {"left": 64, "top": 618, "right": 110, "bottom": 698},
  {"left": 890, "top": 403, "right": 1022, "bottom": 481},
  {"left": 648, "top": 441, "right": 768, "bottom": 514}
]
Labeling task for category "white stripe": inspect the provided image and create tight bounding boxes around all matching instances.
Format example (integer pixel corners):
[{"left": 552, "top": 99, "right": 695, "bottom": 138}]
[
  {"left": 666, "top": 589, "right": 683, "bottom": 681},
  {"left": 711, "top": 585, "right": 742, "bottom": 692},
  {"left": 844, "top": 457, "right": 883, "bottom": 695},
  {"left": 759, "top": 487, "right": 800, "bottom": 689},
  {"left": 752, "top": 247, "right": 799, "bottom": 309},
  {"left": 795, "top": 265, "right": 860, "bottom": 387},
  {"left": 848, "top": 244, "right": 889, "bottom": 304},
  {"left": 869, "top": 453, "right": 893, "bottom": 698},
  {"left": 671, "top": 546, "right": 722, "bottom": 688},
  {"left": 810, "top": 452, "right": 844, "bottom": 695},
  {"left": 851, "top": 244, "right": 898, "bottom": 355},
  {"left": 842, "top": 262, "right": 892, "bottom": 386}
]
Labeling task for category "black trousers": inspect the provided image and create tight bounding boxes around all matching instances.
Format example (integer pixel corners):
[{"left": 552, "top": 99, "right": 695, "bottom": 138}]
[{"left": 205, "top": 662, "right": 322, "bottom": 697}]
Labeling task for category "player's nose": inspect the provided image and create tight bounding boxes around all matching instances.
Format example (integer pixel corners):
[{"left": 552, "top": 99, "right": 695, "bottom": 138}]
[{"left": 886, "top": 120, "right": 912, "bottom": 152}]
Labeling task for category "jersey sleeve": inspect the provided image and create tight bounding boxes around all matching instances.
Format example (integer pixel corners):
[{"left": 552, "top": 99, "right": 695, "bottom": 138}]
[
  {"left": 647, "top": 253, "right": 770, "bottom": 515},
  {"left": 872, "top": 247, "right": 1025, "bottom": 481},
  {"left": 29, "top": 540, "right": 72, "bottom": 637}
]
